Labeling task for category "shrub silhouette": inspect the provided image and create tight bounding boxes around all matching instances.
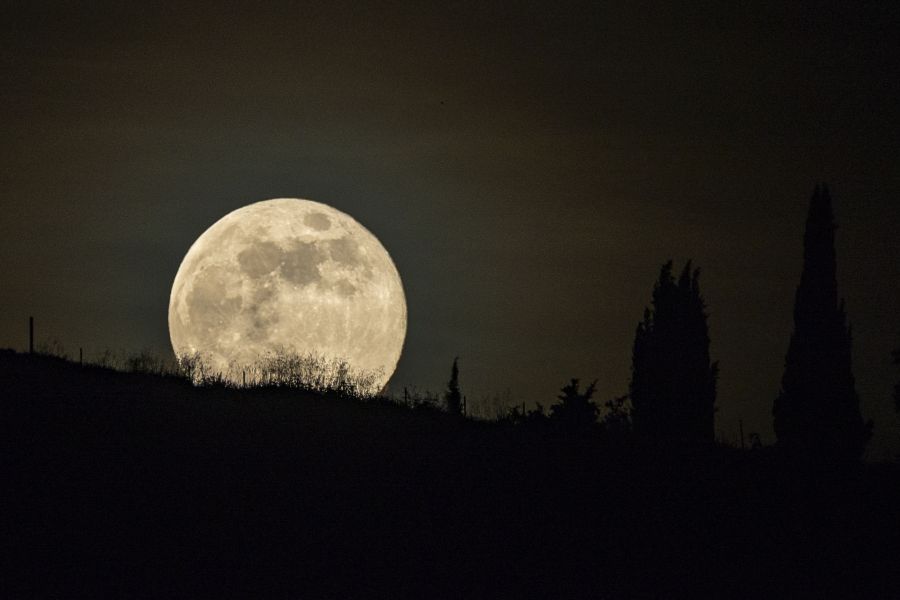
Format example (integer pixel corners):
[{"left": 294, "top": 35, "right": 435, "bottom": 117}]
[
  {"left": 549, "top": 378, "right": 599, "bottom": 434},
  {"left": 630, "top": 260, "right": 718, "bottom": 443},
  {"left": 124, "top": 349, "right": 172, "bottom": 375},
  {"left": 601, "top": 394, "right": 631, "bottom": 436},
  {"left": 773, "top": 185, "right": 872, "bottom": 463},
  {"left": 499, "top": 401, "right": 549, "bottom": 430},
  {"left": 400, "top": 386, "right": 441, "bottom": 411}
]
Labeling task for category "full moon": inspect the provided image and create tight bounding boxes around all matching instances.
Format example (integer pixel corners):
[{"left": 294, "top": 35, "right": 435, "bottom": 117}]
[{"left": 168, "top": 198, "right": 406, "bottom": 391}]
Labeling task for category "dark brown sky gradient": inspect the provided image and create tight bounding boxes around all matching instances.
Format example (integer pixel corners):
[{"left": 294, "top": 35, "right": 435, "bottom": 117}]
[{"left": 2, "top": 1, "right": 899, "bottom": 457}]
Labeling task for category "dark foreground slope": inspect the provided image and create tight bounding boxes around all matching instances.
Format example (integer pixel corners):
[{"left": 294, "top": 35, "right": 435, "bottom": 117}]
[{"left": 2, "top": 350, "right": 899, "bottom": 599}]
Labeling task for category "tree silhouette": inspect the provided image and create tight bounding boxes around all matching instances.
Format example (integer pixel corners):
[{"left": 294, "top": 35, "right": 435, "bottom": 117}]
[
  {"left": 601, "top": 394, "right": 631, "bottom": 436},
  {"left": 445, "top": 357, "right": 462, "bottom": 415},
  {"left": 773, "top": 185, "right": 872, "bottom": 463},
  {"left": 549, "top": 378, "right": 599, "bottom": 434},
  {"left": 630, "top": 260, "right": 718, "bottom": 443}
]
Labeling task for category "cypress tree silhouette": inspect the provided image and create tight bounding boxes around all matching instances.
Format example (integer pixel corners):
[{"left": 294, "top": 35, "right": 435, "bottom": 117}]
[
  {"left": 445, "top": 357, "right": 462, "bottom": 415},
  {"left": 630, "top": 260, "right": 718, "bottom": 443},
  {"left": 773, "top": 185, "right": 872, "bottom": 462}
]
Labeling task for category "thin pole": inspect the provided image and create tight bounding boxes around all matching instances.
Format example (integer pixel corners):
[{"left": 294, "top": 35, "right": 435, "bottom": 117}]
[
  {"left": 29, "top": 316, "right": 34, "bottom": 354},
  {"left": 739, "top": 419, "right": 745, "bottom": 451},
  {"left": 79, "top": 347, "right": 83, "bottom": 366}
]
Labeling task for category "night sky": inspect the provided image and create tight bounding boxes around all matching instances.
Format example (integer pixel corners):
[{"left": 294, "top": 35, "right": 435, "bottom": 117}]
[{"left": 2, "top": 2, "right": 899, "bottom": 457}]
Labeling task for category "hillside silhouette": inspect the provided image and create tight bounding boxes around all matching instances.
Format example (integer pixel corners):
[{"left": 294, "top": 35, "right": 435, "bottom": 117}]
[{"left": 3, "top": 350, "right": 900, "bottom": 598}]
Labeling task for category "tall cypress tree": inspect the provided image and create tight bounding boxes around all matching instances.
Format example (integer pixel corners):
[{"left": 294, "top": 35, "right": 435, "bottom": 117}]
[
  {"left": 630, "top": 260, "right": 718, "bottom": 443},
  {"left": 445, "top": 357, "right": 462, "bottom": 415},
  {"left": 773, "top": 185, "right": 872, "bottom": 462}
]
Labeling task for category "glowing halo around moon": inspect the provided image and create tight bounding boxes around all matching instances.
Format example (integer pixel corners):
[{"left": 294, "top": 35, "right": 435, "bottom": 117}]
[{"left": 168, "top": 198, "right": 407, "bottom": 391}]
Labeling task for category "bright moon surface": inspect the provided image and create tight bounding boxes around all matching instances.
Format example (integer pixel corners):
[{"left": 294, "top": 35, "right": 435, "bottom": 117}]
[{"left": 168, "top": 198, "right": 407, "bottom": 390}]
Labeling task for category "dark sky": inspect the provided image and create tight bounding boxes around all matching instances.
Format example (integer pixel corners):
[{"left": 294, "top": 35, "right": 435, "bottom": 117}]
[{"left": 2, "top": 2, "right": 899, "bottom": 457}]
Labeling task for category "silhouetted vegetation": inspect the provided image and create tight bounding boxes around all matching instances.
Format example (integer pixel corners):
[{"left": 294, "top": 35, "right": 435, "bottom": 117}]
[
  {"left": 401, "top": 385, "right": 442, "bottom": 412},
  {"left": 497, "top": 379, "right": 631, "bottom": 442},
  {"left": 3, "top": 349, "right": 899, "bottom": 598},
  {"left": 176, "top": 348, "right": 383, "bottom": 396},
  {"left": 469, "top": 388, "right": 517, "bottom": 421},
  {"left": 630, "top": 260, "right": 718, "bottom": 444},
  {"left": 549, "top": 378, "right": 599, "bottom": 434},
  {"left": 774, "top": 185, "right": 872, "bottom": 463},
  {"left": 444, "top": 356, "right": 462, "bottom": 415},
  {"left": 498, "top": 399, "right": 546, "bottom": 428},
  {"left": 601, "top": 394, "right": 631, "bottom": 437},
  {"left": 124, "top": 348, "right": 173, "bottom": 375}
]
